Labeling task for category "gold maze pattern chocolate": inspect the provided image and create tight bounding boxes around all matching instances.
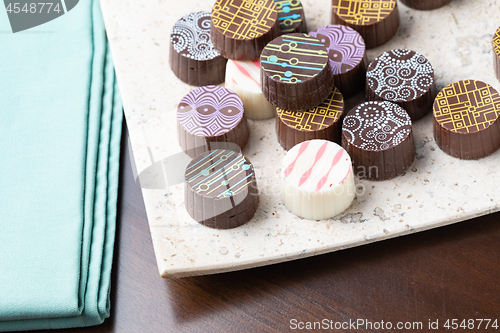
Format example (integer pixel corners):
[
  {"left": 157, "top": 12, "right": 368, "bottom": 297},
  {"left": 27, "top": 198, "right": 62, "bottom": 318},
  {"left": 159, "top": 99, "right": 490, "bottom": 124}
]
[
  {"left": 434, "top": 80, "right": 500, "bottom": 134},
  {"left": 332, "top": 0, "right": 396, "bottom": 25},
  {"left": 211, "top": 0, "right": 277, "bottom": 40},
  {"left": 261, "top": 34, "right": 328, "bottom": 83},
  {"left": 277, "top": 89, "right": 344, "bottom": 131}
]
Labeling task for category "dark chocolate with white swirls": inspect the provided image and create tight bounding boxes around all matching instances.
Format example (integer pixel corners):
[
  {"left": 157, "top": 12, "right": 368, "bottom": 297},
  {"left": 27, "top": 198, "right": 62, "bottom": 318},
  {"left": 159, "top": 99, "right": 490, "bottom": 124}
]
[
  {"left": 170, "top": 11, "right": 220, "bottom": 61},
  {"left": 341, "top": 101, "right": 415, "bottom": 180},
  {"left": 342, "top": 101, "right": 411, "bottom": 151},
  {"left": 367, "top": 49, "right": 434, "bottom": 102},
  {"left": 184, "top": 149, "right": 259, "bottom": 229},
  {"left": 169, "top": 12, "right": 227, "bottom": 85}
]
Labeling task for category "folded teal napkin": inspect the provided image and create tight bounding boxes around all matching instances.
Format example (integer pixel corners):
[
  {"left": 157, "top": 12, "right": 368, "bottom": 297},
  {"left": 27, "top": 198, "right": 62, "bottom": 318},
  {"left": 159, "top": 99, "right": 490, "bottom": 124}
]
[{"left": 0, "top": 0, "right": 122, "bottom": 331}]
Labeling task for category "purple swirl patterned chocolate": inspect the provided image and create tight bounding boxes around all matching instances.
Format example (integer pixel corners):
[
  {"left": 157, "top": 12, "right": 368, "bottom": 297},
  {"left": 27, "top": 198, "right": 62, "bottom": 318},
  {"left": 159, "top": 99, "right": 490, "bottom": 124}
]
[
  {"left": 178, "top": 85, "right": 244, "bottom": 137},
  {"left": 177, "top": 85, "right": 249, "bottom": 158},
  {"left": 308, "top": 25, "right": 365, "bottom": 75},
  {"left": 308, "top": 25, "right": 367, "bottom": 97}
]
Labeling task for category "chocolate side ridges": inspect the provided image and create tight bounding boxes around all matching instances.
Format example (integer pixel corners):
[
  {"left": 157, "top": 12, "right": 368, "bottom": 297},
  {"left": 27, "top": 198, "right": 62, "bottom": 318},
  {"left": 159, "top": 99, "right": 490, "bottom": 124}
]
[
  {"left": 169, "top": 11, "right": 227, "bottom": 86},
  {"left": 309, "top": 25, "right": 368, "bottom": 98},
  {"left": 276, "top": 87, "right": 345, "bottom": 150},
  {"left": 366, "top": 49, "right": 436, "bottom": 121},
  {"left": 331, "top": 0, "right": 399, "bottom": 49},
  {"left": 274, "top": 0, "right": 307, "bottom": 34},
  {"left": 281, "top": 140, "right": 355, "bottom": 220},
  {"left": 185, "top": 149, "right": 259, "bottom": 229},
  {"left": 400, "top": 0, "right": 452, "bottom": 10},
  {"left": 494, "top": 27, "right": 500, "bottom": 82},
  {"left": 433, "top": 80, "right": 500, "bottom": 160},
  {"left": 342, "top": 101, "right": 416, "bottom": 180},
  {"left": 261, "top": 33, "right": 334, "bottom": 111},
  {"left": 211, "top": 0, "right": 280, "bottom": 60},
  {"left": 177, "top": 86, "right": 249, "bottom": 158}
]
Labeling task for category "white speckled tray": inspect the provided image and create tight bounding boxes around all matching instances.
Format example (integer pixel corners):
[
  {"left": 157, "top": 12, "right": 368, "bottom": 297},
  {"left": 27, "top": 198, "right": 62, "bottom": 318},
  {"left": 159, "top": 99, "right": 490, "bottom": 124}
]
[{"left": 100, "top": 0, "right": 500, "bottom": 278}]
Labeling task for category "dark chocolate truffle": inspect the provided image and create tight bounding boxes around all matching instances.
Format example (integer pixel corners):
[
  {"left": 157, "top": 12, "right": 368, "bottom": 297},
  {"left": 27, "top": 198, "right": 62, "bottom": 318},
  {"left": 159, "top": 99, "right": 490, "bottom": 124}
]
[
  {"left": 177, "top": 85, "right": 249, "bottom": 158},
  {"left": 274, "top": 0, "right": 307, "bottom": 34},
  {"left": 309, "top": 24, "right": 368, "bottom": 98},
  {"left": 433, "top": 80, "right": 500, "bottom": 160},
  {"left": 260, "top": 33, "right": 334, "bottom": 111},
  {"left": 400, "top": 0, "right": 452, "bottom": 10},
  {"left": 211, "top": 0, "right": 280, "bottom": 60},
  {"left": 331, "top": 0, "right": 399, "bottom": 49},
  {"left": 276, "top": 87, "right": 345, "bottom": 150},
  {"left": 169, "top": 12, "right": 227, "bottom": 86},
  {"left": 366, "top": 49, "right": 436, "bottom": 121},
  {"left": 494, "top": 27, "right": 500, "bottom": 82},
  {"left": 184, "top": 149, "right": 259, "bottom": 229},
  {"left": 342, "top": 101, "right": 415, "bottom": 180}
]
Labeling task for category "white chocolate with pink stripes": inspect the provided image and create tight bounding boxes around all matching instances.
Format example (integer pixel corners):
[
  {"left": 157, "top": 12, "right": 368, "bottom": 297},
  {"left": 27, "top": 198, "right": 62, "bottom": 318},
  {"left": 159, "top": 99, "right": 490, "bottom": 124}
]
[
  {"left": 281, "top": 139, "right": 355, "bottom": 220},
  {"left": 225, "top": 59, "right": 275, "bottom": 120}
]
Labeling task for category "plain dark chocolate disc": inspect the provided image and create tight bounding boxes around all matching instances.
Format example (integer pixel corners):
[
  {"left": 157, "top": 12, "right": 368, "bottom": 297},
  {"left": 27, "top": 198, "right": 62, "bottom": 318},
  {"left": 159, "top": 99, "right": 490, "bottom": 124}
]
[
  {"left": 342, "top": 101, "right": 415, "bottom": 180},
  {"left": 433, "top": 80, "right": 500, "bottom": 160},
  {"left": 366, "top": 49, "right": 436, "bottom": 121},
  {"left": 309, "top": 24, "right": 367, "bottom": 98},
  {"left": 177, "top": 86, "right": 249, "bottom": 158},
  {"left": 184, "top": 149, "right": 259, "bottom": 229},
  {"left": 276, "top": 87, "right": 345, "bottom": 150},
  {"left": 169, "top": 12, "right": 227, "bottom": 86},
  {"left": 211, "top": 0, "right": 280, "bottom": 60},
  {"left": 331, "top": 0, "right": 399, "bottom": 49},
  {"left": 260, "top": 33, "right": 334, "bottom": 111}
]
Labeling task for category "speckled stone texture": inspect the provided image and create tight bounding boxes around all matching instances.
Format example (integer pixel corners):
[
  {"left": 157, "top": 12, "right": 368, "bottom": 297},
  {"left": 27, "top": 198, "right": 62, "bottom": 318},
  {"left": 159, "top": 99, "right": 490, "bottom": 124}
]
[{"left": 100, "top": 0, "right": 500, "bottom": 278}]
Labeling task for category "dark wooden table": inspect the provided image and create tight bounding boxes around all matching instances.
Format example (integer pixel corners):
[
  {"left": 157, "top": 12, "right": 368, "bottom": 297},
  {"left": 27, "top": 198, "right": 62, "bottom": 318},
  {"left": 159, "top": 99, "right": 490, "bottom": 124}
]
[{"left": 53, "top": 123, "right": 500, "bottom": 333}]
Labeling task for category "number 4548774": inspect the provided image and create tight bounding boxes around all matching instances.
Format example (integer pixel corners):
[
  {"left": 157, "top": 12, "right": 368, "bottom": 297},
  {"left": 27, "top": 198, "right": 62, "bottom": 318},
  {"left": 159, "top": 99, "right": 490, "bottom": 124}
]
[
  {"left": 6, "top": 3, "right": 61, "bottom": 14},
  {"left": 444, "top": 319, "right": 498, "bottom": 330}
]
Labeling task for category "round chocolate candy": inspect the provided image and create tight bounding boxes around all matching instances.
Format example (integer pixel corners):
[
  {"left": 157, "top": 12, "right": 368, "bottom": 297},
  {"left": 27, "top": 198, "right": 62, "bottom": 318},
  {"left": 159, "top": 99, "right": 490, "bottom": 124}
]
[
  {"left": 185, "top": 149, "right": 259, "bottom": 229},
  {"left": 276, "top": 87, "right": 345, "bottom": 150},
  {"left": 211, "top": 0, "right": 280, "bottom": 60},
  {"left": 331, "top": 0, "right": 399, "bottom": 49},
  {"left": 169, "top": 12, "right": 227, "bottom": 86},
  {"left": 281, "top": 139, "right": 355, "bottom": 220},
  {"left": 309, "top": 25, "right": 368, "bottom": 98},
  {"left": 274, "top": 0, "right": 307, "bottom": 34},
  {"left": 366, "top": 49, "right": 436, "bottom": 121},
  {"left": 494, "top": 27, "right": 500, "bottom": 82},
  {"left": 225, "top": 59, "right": 275, "bottom": 120},
  {"left": 260, "top": 33, "right": 334, "bottom": 111},
  {"left": 177, "top": 86, "right": 249, "bottom": 158},
  {"left": 433, "top": 80, "right": 500, "bottom": 160},
  {"left": 400, "top": 0, "right": 452, "bottom": 10},
  {"left": 342, "top": 101, "right": 416, "bottom": 180}
]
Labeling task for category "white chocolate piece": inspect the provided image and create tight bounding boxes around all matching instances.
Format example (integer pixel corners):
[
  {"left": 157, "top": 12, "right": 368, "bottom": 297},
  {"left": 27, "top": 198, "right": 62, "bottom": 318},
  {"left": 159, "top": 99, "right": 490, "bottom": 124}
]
[
  {"left": 281, "top": 139, "right": 355, "bottom": 220},
  {"left": 225, "top": 59, "right": 276, "bottom": 120}
]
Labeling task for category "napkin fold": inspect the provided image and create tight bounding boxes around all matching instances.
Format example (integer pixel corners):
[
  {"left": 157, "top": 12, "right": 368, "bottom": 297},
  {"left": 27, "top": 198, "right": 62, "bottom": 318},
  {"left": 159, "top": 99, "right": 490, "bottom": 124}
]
[{"left": 0, "top": 0, "right": 122, "bottom": 330}]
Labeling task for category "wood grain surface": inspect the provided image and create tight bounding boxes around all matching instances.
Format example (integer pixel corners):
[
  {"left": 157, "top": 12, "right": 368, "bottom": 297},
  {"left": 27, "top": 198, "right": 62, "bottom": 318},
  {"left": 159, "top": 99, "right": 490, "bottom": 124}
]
[{"left": 32, "top": 122, "right": 500, "bottom": 333}]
